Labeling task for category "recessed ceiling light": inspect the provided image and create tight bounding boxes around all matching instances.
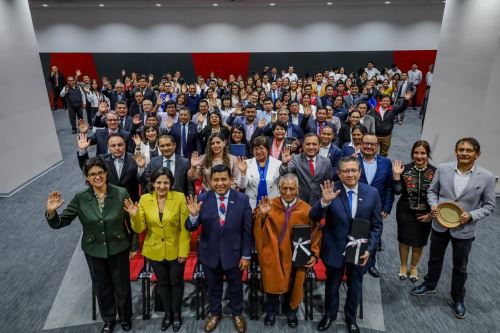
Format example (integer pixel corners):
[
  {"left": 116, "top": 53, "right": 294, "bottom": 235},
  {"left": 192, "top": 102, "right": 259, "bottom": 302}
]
[
  {"left": 156, "top": 3, "right": 162, "bottom": 7},
  {"left": 270, "top": 2, "right": 276, "bottom": 6},
  {"left": 213, "top": 3, "right": 218, "bottom": 6},
  {"left": 327, "top": 2, "right": 333, "bottom": 5},
  {"left": 99, "top": 3, "right": 104, "bottom": 7},
  {"left": 385, "top": 1, "right": 391, "bottom": 4},
  {"left": 42, "top": 3, "right": 48, "bottom": 7}
]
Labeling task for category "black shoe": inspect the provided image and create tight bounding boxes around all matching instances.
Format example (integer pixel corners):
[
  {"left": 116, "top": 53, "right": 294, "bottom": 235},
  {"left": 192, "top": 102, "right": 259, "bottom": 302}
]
[
  {"left": 161, "top": 316, "right": 172, "bottom": 331},
  {"left": 347, "top": 322, "right": 360, "bottom": 333},
  {"left": 264, "top": 314, "right": 276, "bottom": 327},
  {"left": 368, "top": 267, "right": 380, "bottom": 278},
  {"left": 287, "top": 313, "right": 298, "bottom": 328},
  {"left": 121, "top": 320, "right": 132, "bottom": 331},
  {"left": 101, "top": 321, "right": 115, "bottom": 333},
  {"left": 453, "top": 300, "right": 466, "bottom": 319},
  {"left": 172, "top": 314, "right": 182, "bottom": 332},
  {"left": 317, "top": 316, "right": 334, "bottom": 331},
  {"left": 410, "top": 283, "right": 435, "bottom": 296},
  {"left": 72, "top": 129, "right": 77, "bottom": 134}
]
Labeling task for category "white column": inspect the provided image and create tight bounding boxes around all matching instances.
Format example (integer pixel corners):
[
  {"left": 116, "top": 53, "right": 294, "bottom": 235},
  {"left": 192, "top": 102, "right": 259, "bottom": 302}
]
[
  {"left": 422, "top": 0, "right": 500, "bottom": 193},
  {"left": 0, "top": 1, "right": 62, "bottom": 196}
]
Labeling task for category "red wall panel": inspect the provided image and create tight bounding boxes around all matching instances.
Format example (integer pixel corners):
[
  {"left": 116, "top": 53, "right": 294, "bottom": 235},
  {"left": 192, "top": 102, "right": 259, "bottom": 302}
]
[
  {"left": 393, "top": 50, "right": 437, "bottom": 106},
  {"left": 192, "top": 53, "right": 250, "bottom": 80}
]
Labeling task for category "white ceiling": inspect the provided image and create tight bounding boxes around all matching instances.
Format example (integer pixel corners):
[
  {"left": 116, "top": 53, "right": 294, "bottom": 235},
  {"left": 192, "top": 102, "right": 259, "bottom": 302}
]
[{"left": 29, "top": 0, "right": 446, "bottom": 8}]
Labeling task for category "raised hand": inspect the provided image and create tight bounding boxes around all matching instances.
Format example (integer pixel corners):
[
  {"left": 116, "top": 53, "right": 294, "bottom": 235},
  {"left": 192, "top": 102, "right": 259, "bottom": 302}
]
[
  {"left": 132, "top": 114, "right": 141, "bottom": 125},
  {"left": 392, "top": 160, "right": 404, "bottom": 177},
  {"left": 98, "top": 101, "right": 109, "bottom": 114},
  {"left": 235, "top": 104, "right": 243, "bottom": 115},
  {"left": 133, "top": 153, "right": 146, "bottom": 168},
  {"left": 236, "top": 156, "right": 248, "bottom": 173},
  {"left": 190, "top": 151, "right": 202, "bottom": 168},
  {"left": 123, "top": 198, "right": 138, "bottom": 217},
  {"left": 349, "top": 105, "right": 355, "bottom": 113},
  {"left": 77, "top": 132, "right": 90, "bottom": 150},
  {"left": 258, "top": 196, "right": 271, "bottom": 215},
  {"left": 132, "top": 134, "right": 142, "bottom": 147},
  {"left": 281, "top": 146, "right": 292, "bottom": 165},
  {"left": 304, "top": 105, "right": 313, "bottom": 117},
  {"left": 320, "top": 180, "right": 341, "bottom": 204},
  {"left": 78, "top": 119, "right": 88, "bottom": 134},
  {"left": 404, "top": 90, "right": 413, "bottom": 100},
  {"left": 186, "top": 195, "right": 203, "bottom": 216},
  {"left": 257, "top": 117, "right": 267, "bottom": 129},
  {"left": 165, "top": 117, "right": 174, "bottom": 129},
  {"left": 47, "top": 191, "right": 64, "bottom": 214},
  {"left": 197, "top": 113, "right": 205, "bottom": 125}
]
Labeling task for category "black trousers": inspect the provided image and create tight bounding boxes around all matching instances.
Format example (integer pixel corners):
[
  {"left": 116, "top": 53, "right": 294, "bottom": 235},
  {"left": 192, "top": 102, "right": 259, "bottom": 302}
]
[
  {"left": 85, "top": 250, "right": 132, "bottom": 323},
  {"left": 324, "top": 263, "right": 363, "bottom": 325},
  {"left": 85, "top": 104, "right": 95, "bottom": 126},
  {"left": 51, "top": 86, "right": 66, "bottom": 109},
  {"left": 424, "top": 229, "right": 474, "bottom": 301},
  {"left": 67, "top": 105, "right": 83, "bottom": 131},
  {"left": 203, "top": 262, "right": 243, "bottom": 316},
  {"left": 265, "top": 292, "right": 298, "bottom": 317},
  {"left": 149, "top": 259, "right": 185, "bottom": 317}
]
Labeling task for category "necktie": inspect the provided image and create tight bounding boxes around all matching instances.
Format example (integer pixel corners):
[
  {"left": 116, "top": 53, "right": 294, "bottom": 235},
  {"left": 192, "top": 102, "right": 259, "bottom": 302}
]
[
  {"left": 218, "top": 196, "right": 226, "bottom": 226},
  {"left": 181, "top": 124, "right": 188, "bottom": 157},
  {"left": 272, "top": 91, "right": 276, "bottom": 102},
  {"left": 308, "top": 159, "right": 315, "bottom": 177},
  {"left": 121, "top": 118, "right": 125, "bottom": 129},
  {"left": 318, "top": 122, "right": 324, "bottom": 134},
  {"left": 115, "top": 158, "right": 123, "bottom": 179},
  {"left": 55, "top": 74, "right": 59, "bottom": 86},
  {"left": 164, "top": 159, "right": 171, "bottom": 171},
  {"left": 348, "top": 190, "right": 353, "bottom": 216}
]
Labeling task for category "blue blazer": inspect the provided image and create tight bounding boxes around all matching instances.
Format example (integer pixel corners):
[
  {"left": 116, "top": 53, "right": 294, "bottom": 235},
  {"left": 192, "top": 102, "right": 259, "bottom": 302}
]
[
  {"left": 89, "top": 128, "right": 131, "bottom": 156},
  {"left": 185, "top": 189, "right": 252, "bottom": 270},
  {"left": 309, "top": 182, "right": 383, "bottom": 269},
  {"left": 326, "top": 144, "right": 342, "bottom": 172},
  {"left": 169, "top": 122, "right": 201, "bottom": 158},
  {"left": 358, "top": 154, "right": 394, "bottom": 214}
]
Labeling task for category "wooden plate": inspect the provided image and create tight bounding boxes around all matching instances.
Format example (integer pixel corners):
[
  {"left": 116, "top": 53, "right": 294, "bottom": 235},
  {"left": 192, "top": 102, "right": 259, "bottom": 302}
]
[{"left": 436, "top": 202, "right": 463, "bottom": 229}]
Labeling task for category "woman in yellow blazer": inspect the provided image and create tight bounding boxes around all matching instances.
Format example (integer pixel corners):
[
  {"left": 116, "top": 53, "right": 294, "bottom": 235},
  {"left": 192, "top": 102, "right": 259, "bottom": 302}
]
[{"left": 124, "top": 167, "right": 190, "bottom": 332}]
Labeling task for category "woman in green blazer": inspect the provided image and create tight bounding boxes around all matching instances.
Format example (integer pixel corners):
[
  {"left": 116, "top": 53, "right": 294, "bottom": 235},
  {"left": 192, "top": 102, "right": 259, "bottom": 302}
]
[
  {"left": 46, "top": 157, "right": 132, "bottom": 333},
  {"left": 124, "top": 167, "right": 190, "bottom": 332}
]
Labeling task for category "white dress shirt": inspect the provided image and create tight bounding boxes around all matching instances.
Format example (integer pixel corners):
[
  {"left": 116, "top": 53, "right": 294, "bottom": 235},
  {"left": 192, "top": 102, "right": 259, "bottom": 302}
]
[
  {"left": 343, "top": 183, "right": 359, "bottom": 217},
  {"left": 454, "top": 163, "right": 475, "bottom": 198}
]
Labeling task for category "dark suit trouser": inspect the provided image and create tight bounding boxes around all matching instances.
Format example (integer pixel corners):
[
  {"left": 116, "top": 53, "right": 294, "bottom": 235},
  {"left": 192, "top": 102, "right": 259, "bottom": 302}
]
[
  {"left": 150, "top": 259, "right": 185, "bottom": 316},
  {"left": 67, "top": 105, "right": 83, "bottom": 131},
  {"left": 51, "top": 86, "right": 65, "bottom": 109},
  {"left": 424, "top": 229, "right": 474, "bottom": 301},
  {"left": 85, "top": 250, "right": 132, "bottom": 323},
  {"left": 324, "top": 263, "right": 363, "bottom": 324},
  {"left": 203, "top": 262, "right": 243, "bottom": 316},
  {"left": 265, "top": 267, "right": 298, "bottom": 316}
]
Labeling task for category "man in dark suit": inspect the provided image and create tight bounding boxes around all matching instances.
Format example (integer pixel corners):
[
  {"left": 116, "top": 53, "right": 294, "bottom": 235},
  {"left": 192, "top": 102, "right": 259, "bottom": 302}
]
[
  {"left": 357, "top": 134, "right": 394, "bottom": 278},
  {"left": 81, "top": 111, "right": 131, "bottom": 156},
  {"left": 47, "top": 65, "right": 66, "bottom": 110},
  {"left": 288, "top": 101, "right": 304, "bottom": 127},
  {"left": 268, "top": 81, "right": 282, "bottom": 104},
  {"left": 394, "top": 72, "right": 416, "bottom": 124},
  {"left": 94, "top": 101, "right": 133, "bottom": 132},
  {"left": 319, "top": 84, "right": 336, "bottom": 108},
  {"left": 166, "top": 107, "right": 200, "bottom": 159},
  {"left": 301, "top": 106, "right": 334, "bottom": 135},
  {"left": 310, "top": 156, "right": 382, "bottom": 333},
  {"left": 129, "top": 90, "right": 145, "bottom": 117},
  {"left": 226, "top": 105, "right": 259, "bottom": 143},
  {"left": 131, "top": 76, "right": 157, "bottom": 105},
  {"left": 104, "top": 82, "right": 128, "bottom": 111},
  {"left": 280, "top": 133, "right": 334, "bottom": 206},
  {"left": 344, "top": 85, "right": 367, "bottom": 109},
  {"left": 318, "top": 124, "right": 342, "bottom": 171},
  {"left": 138, "top": 135, "right": 193, "bottom": 196},
  {"left": 186, "top": 84, "right": 203, "bottom": 115},
  {"left": 185, "top": 164, "right": 252, "bottom": 333}
]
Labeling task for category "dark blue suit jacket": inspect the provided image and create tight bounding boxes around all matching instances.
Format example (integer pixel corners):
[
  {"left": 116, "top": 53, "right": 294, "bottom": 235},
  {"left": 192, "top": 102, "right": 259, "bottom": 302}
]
[
  {"left": 358, "top": 154, "right": 394, "bottom": 214},
  {"left": 140, "top": 154, "right": 193, "bottom": 195},
  {"left": 326, "top": 144, "right": 342, "bottom": 172},
  {"left": 185, "top": 190, "right": 252, "bottom": 270},
  {"left": 309, "top": 182, "right": 383, "bottom": 269},
  {"left": 89, "top": 128, "right": 131, "bottom": 156},
  {"left": 169, "top": 122, "right": 201, "bottom": 158}
]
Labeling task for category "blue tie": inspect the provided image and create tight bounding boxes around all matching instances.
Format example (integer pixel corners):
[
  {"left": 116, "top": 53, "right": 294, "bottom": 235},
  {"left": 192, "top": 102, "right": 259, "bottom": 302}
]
[
  {"left": 181, "top": 124, "right": 188, "bottom": 157},
  {"left": 348, "top": 190, "right": 353, "bottom": 216}
]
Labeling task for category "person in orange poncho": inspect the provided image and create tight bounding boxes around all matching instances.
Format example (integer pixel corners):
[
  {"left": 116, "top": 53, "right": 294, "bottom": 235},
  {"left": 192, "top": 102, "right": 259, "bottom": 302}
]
[{"left": 254, "top": 173, "right": 322, "bottom": 328}]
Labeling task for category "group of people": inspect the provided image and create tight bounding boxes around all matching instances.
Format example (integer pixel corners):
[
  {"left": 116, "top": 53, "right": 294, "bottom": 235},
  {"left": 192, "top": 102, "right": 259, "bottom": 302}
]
[{"left": 44, "top": 63, "right": 494, "bottom": 333}]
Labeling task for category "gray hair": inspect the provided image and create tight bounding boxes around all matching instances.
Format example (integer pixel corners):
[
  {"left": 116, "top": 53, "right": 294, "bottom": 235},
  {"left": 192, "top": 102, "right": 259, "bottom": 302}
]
[
  {"left": 278, "top": 173, "right": 299, "bottom": 188},
  {"left": 338, "top": 156, "right": 360, "bottom": 169},
  {"left": 105, "top": 110, "right": 118, "bottom": 120}
]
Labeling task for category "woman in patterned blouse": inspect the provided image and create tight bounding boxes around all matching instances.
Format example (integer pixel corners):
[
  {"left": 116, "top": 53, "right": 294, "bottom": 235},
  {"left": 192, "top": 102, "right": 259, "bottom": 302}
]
[{"left": 392, "top": 140, "right": 436, "bottom": 282}]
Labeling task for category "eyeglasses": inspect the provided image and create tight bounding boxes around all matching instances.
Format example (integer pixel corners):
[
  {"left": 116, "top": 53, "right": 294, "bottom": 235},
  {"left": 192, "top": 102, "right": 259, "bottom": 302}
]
[
  {"left": 88, "top": 171, "right": 106, "bottom": 179},
  {"left": 339, "top": 169, "right": 359, "bottom": 175},
  {"left": 362, "top": 142, "right": 377, "bottom": 147}
]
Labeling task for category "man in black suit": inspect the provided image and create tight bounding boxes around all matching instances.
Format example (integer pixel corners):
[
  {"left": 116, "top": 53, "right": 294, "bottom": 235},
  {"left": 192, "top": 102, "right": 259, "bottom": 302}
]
[
  {"left": 104, "top": 82, "right": 128, "bottom": 111},
  {"left": 81, "top": 111, "right": 131, "bottom": 156},
  {"left": 288, "top": 101, "right": 304, "bottom": 127},
  {"left": 165, "top": 107, "right": 200, "bottom": 159},
  {"left": 131, "top": 76, "right": 157, "bottom": 106},
  {"left": 77, "top": 132, "right": 140, "bottom": 252},
  {"left": 138, "top": 135, "right": 193, "bottom": 196},
  {"left": 47, "top": 65, "right": 66, "bottom": 110},
  {"left": 301, "top": 106, "right": 333, "bottom": 135},
  {"left": 94, "top": 101, "right": 133, "bottom": 132},
  {"left": 129, "top": 90, "right": 145, "bottom": 117}
]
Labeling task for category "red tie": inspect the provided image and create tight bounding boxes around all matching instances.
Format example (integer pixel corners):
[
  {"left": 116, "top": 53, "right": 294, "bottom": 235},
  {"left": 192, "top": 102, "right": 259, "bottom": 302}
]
[
  {"left": 218, "top": 196, "right": 226, "bottom": 226},
  {"left": 318, "top": 122, "right": 324, "bottom": 134},
  {"left": 308, "top": 159, "right": 315, "bottom": 176}
]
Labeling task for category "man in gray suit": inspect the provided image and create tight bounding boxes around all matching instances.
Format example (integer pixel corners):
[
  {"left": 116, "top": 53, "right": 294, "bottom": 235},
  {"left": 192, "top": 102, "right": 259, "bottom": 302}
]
[
  {"left": 394, "top": 72, "right": 416, "bottom": 124},
  {"left": 411, "top": 137, "right": 496, "bottom": 320},
  {"left": 357, "top": 102, "right": 375, "bottom": 134},
  {"left": 280, "top": 133, "right": 334, "bottom": 205}
]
